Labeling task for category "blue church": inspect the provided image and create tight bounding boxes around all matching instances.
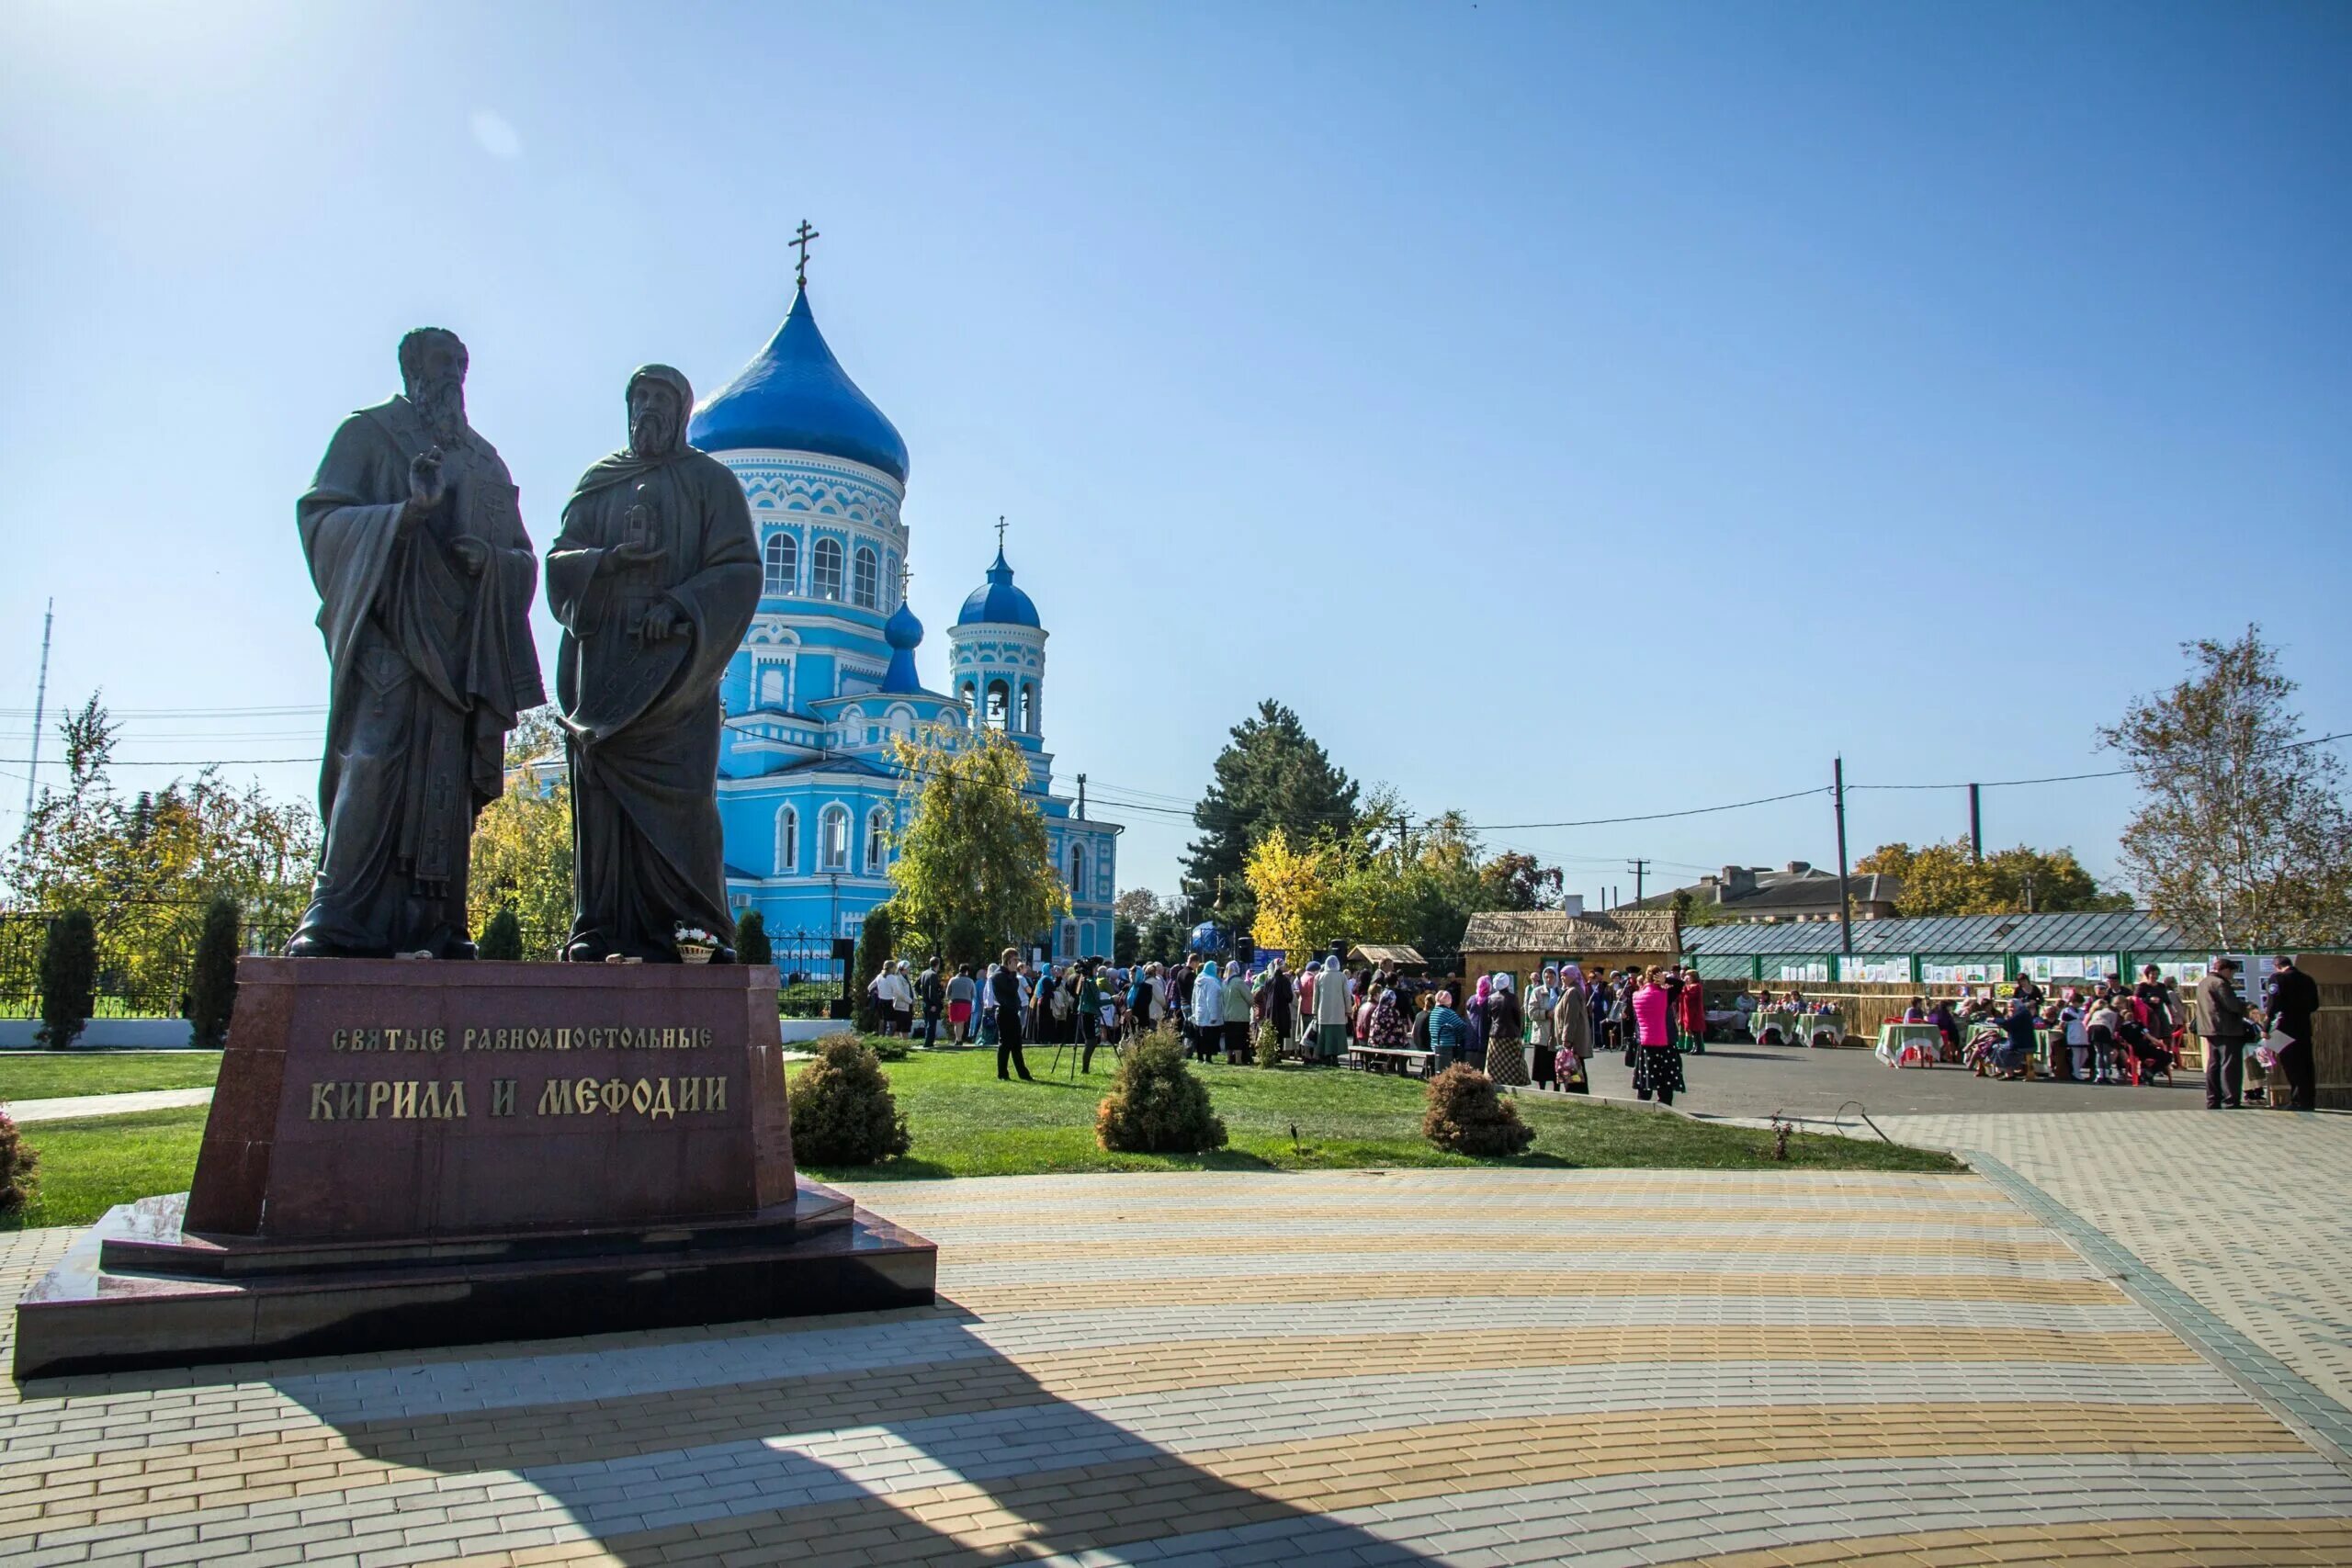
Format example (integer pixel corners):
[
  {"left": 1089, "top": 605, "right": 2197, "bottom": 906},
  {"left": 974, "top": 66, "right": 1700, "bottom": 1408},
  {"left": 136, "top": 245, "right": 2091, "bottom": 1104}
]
[{"left": 685, "top": 273, "right": 1120, "bottom": 959}]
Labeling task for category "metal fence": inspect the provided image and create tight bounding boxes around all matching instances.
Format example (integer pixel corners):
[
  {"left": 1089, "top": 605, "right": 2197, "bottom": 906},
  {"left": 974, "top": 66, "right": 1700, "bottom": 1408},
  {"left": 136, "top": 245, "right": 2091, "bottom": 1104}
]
[
  {"left": 0, "top": 905, "right": 850, "bottom": 1020},
  {"left": 0, "top": 900, "right": 299, "bottom": 1021}
]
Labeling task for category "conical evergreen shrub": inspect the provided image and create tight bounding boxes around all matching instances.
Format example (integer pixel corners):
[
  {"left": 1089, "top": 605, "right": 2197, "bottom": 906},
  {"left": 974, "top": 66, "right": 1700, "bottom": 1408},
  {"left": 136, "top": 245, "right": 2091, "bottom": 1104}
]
[
  {"left": 1421, "top": 1064, "right": 1535, "bottom": 1156},
  {"left": 1097, "top": 1032, "right": 1228, "bottom": 1154},
  {"left": 478, "top": 907, "right": 524, "bottom": 962},
  {"left": 737, "top": 910, "right": 773, "bottom": 967},
  {"left": 788, "top": 1036, "right": 912, "bottom": 1165},
  {"left": 37, "top": 908, "right": 96, "bottom": 1050},
  {"left": 186, "top": 895, "right": 240, "bottom": 1048}
]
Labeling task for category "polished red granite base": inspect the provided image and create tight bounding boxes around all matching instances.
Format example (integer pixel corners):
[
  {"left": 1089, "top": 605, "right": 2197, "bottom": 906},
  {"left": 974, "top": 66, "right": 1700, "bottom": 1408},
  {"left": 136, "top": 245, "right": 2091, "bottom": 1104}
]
[
  {"left": 15, "top": 1183, "right": 935, "bottom": 1379},
  {"left": 12, "top": 958, "right": 935, "bottom": 1379}
]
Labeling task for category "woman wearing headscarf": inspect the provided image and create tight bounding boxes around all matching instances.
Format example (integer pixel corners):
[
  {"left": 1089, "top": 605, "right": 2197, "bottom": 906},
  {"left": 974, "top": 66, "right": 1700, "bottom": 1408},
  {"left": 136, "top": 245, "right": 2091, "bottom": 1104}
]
[
  {"left": 1369, "top": 987, "right": 1410, "bottom": 1051},
  {"left": 1554, "top": 963, "right": 1594, "bottom": 1090},
  {"left": 1631, "top": 965, "right": 1685, "bottom": 1105},
  {"left": 1313, "top": 954, "right": 1351, "bottom": 1062},
  {"left": 1427, "top": 989, "right": 1469, "bottom": 1071},
  {"left": 1465, "top": 976, "right": 1493, "bottom": 1062},
  {"left": 1221, "top": 958, "right": 1254, "bottom": 1061},
  {"left": 1523, "top": 966, "right": 1559, "bottom": 1089},
  {"left": 1190, "top": 962, "right": 1225, "bottom": 1062},
  {"left": 1485, "top": 973, "right": 1529, "bottom": 1087}
]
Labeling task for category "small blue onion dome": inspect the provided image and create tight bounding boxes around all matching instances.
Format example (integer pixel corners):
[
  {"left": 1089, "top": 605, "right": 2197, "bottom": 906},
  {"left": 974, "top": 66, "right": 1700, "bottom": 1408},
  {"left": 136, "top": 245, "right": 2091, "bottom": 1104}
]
[
  {"left": 688, "top": 288, "right": 910, "bottom": 483},
  {"left": 880, "top": 599, "right": 924, "bottom": 693},
  {"left": 955, "top": 548, "right": 1042, "bottom": 629}
]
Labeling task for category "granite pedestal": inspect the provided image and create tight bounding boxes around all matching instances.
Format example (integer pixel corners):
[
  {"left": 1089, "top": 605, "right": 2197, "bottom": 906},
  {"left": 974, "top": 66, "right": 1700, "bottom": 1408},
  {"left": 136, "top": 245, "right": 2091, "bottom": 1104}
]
[{"left": 13, "top": 958, "right": 934, "bottom": 1379}]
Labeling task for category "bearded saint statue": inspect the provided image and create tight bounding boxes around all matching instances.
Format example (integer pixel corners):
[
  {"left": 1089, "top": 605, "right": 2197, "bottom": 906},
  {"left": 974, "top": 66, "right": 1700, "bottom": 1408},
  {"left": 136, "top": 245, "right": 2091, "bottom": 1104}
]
[
  {"left": 287, "top": 328, "right": 545, "bottom": 959},
  {"left": 547, "top": 365, "right": 761, "bottom": 963}
]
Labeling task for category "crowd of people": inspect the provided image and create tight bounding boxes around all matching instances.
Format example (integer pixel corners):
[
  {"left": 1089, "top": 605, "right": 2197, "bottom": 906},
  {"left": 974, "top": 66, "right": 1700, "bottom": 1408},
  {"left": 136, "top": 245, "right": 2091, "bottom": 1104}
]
[{"left": 864, "top": 950, "right": 1720, "bottom": 1105}]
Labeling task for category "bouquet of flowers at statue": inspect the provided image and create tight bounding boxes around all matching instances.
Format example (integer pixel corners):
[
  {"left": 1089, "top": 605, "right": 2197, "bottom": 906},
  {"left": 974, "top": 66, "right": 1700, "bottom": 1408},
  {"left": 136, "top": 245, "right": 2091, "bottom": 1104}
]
[{"left": 673, "top": 925, "right": 718, "bottom": 964}]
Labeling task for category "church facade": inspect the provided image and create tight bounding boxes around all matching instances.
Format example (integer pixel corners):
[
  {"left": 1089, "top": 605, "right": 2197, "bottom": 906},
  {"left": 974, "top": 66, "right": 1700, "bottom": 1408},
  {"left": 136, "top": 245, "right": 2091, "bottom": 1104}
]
[{"left": 686, "top": 278, "right": 1119, "bottom": 959}]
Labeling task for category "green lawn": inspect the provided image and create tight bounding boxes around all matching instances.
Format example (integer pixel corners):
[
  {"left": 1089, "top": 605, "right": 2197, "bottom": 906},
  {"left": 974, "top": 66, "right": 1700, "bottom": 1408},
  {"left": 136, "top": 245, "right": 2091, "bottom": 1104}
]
[
  {"left": 792, "top": 1041, "right": 1961, "bottom": 1180},
  {"left": 0, "top": 1051, "right": 221, "bottom": 1102},
  {"left": 1, "top": 1105, "right": 211, "bottom": 1231},
  {"left": 0, "top": 1041, "right": 1957, "bottom": 1232}
]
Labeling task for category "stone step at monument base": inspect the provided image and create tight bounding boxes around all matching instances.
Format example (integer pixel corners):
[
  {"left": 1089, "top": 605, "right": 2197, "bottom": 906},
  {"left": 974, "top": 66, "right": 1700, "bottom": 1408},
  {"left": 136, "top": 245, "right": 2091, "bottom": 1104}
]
[
  {"left": 98, "top": 1184, "right": 857, "bottom": 1279},
  {"left": 14, "top": 1181, "right": 935, "bottom": 1380}
]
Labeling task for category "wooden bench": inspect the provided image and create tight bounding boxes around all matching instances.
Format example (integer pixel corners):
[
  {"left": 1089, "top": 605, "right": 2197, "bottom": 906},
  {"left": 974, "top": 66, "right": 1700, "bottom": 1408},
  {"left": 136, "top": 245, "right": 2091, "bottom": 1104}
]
[{"left": 1349, "top": 1045, "right": 1438, "bottom": 1078}]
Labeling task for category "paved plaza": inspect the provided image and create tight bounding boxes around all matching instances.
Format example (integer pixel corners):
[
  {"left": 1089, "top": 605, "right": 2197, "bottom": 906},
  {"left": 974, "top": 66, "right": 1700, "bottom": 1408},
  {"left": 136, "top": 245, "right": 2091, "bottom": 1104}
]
[{"left": 5, "top": 1158, "right": 2351, "bottom": 1566}]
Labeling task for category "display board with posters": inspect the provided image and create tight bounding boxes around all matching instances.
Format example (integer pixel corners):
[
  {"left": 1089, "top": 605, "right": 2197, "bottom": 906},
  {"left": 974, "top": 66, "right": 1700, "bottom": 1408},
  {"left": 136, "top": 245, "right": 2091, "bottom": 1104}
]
[
  {"left": 1839, "top": 957, "right": 1913, "bottom": 984},
  {"left": 2019, "top": 954, "right": 2116, "bottom": 984},
  {"left": 1774, "top": 961, "right": 1832, "bottom": 984},
  {"left": 1923, "top": 962, "right": 2005, "bottom": 985}
]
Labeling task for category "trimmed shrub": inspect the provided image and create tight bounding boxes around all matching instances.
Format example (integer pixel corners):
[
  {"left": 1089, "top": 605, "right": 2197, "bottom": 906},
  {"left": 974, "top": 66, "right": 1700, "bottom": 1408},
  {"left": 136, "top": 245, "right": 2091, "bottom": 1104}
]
[
  {"left": 477, "top": 907, "right": 524, "bottom": 962},
  {"left": 1254, "top": 1020, "right": 1282, "bottom": 1069},
  {"left": 1421, "top": 1064, "right": 1535, "bottom": 1157},
  {"left": 852, "top": 905, "right": 896, "bottom": 1033},
  {"left": 788, "top": 1035, "right": 912, "bottom": 1165},
  {"left": 1097, "top": 1032, "right": 1228, "bottom": 1154},
  {"left": 37, "top": 908, "right": 96, "bottom": 1050},
  {"left": 187, "top": 895, "right": 240, "bottom": 1048},
  {"left": 0, "top": 1110, "right": 38, "bottom": 1217},
  {"left": 736, "top": 910, "right": 773, "bottom": 967}
]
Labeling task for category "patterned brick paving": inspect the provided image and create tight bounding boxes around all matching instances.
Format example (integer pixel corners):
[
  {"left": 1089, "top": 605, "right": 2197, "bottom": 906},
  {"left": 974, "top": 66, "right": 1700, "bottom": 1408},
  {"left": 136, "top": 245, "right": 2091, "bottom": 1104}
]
[{"left": 2, "top": 1168, "right": 2348, "bottom": 1565}]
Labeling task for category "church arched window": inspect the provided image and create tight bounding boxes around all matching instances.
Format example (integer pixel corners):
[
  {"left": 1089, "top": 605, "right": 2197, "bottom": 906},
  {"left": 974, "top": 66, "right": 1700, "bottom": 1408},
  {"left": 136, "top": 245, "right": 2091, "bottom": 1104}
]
[
  {"left": 811, "top": 538, "right": 843, "bottom": 602},
  {"left": 757, "top": 662, "right": 789, "bottom": 709},
  {"left": 865, "top": 806, "right": 891, "bottom": 872},
  {"left": 1020, "top": 681, "right": 1039, "bottom": 735},
  {"left": 763, "top": 532, "right": 797, "bottom": 594},
  {"left": 852, "top": 546, "right": 879, "bottom": 609},
  {"left": 775, "top": 806, "right": 797, "bottom": 874},
  {"left": 1069, "top": 842, "right": 1085, "bottom": 899},
  {"left": 984, "top": 679, "right": 1010, "bottom": 730},
  {"left": 819, "top": 806, "right": 849, "bottom": 871}
]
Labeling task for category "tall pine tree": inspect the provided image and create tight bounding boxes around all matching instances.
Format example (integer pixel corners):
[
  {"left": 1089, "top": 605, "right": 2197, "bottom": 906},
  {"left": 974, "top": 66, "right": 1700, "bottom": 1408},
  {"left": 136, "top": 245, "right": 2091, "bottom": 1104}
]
[{"left": 1181, "top": 700, "right": 1359, "bottom": 937}]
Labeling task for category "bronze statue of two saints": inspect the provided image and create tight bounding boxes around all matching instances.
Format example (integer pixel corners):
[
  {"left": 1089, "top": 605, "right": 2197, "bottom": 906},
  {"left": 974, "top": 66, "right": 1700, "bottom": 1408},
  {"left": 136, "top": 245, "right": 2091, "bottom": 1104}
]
[{"left": 289, "top": 338, "right": 758, "bottom": 964}]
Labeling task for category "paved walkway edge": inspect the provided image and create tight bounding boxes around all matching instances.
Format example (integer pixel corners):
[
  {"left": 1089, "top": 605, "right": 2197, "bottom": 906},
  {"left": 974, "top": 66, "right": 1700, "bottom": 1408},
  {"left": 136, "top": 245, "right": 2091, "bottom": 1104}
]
[{"left": 1965, "top": 1145, "right": 2352, "bottom": 1475}]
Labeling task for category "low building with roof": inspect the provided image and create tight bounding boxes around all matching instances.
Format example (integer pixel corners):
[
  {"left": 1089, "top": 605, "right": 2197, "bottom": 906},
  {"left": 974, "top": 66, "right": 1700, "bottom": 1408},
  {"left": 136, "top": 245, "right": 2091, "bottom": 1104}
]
[
  {"left": 1630, "top": 863, "right": 1901, "bottom": 924},
  {"left": 1460, "top": 910, "right": 1683, "bottom": 991}
]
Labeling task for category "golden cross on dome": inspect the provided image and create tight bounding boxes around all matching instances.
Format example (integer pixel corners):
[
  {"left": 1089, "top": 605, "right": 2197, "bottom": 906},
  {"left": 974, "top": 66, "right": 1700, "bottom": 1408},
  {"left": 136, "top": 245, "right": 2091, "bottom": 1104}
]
[{"left": 790, "top": 220, "right": 820, "bottom": 289}]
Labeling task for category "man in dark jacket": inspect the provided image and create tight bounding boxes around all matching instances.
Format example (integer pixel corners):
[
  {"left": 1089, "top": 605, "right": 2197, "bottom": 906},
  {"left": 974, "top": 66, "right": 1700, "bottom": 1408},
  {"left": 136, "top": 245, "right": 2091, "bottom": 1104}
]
[
  {"left": 991, "top": 947, "right": 1034, "bottom": 1080},
  {"left": 2195, "top": 959, "right": 2251, "bottom": 1109},
  {"left": 2265, "top": 955, "right": 2322, "bottom": 1111}
]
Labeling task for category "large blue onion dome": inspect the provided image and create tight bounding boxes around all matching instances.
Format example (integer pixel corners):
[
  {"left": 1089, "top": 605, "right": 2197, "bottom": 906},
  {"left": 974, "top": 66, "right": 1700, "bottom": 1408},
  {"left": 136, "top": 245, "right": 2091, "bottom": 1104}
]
[
  {"left": 956, "top": 547, "right": 1041, "bottom": 629},
  {"left": 688, "top": 288, "right": 910, "bottom": 483},
  {"left": 880, "top": 599, "right": 924, "bottom": 693}
]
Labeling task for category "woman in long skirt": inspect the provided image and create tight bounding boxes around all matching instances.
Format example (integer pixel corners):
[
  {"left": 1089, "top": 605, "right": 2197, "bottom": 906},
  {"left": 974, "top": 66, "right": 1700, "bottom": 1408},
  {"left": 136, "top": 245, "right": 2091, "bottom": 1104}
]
[
  {"left": 1554, "top": 964, "right": 1593, "bottom": 1090},
  {"left": 1486, "top": 974, "right": 1529, "bottom": 1086},
  {"left": 1631, "top": 966, "right": 1686, "bottom": 1106},
  {"left": 1526, "top": 965, "right": 1560, "bottom": 1089}
]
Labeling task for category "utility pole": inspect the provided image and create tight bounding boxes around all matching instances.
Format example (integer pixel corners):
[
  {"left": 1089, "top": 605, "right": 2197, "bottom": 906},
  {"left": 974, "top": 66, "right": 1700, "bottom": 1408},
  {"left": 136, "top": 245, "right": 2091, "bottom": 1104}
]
[
  {"left": 23, "top": 598, "right": 53, "bottom": 822},
  {"left": 2024, "top": 872, "right": 2036, "bottom": 914},
  {"left": 1968, "top": 783, "right": 1983, "bottom": 863},
  {"left": 1075, "top": 773, "right": 1086, "bottom": 820},
  {"left": 1833, "top": 755, "right": 1853, "bottom": 957},
  {"left": 1626, "top": 859, "right": 1649, "bottom": 905}
]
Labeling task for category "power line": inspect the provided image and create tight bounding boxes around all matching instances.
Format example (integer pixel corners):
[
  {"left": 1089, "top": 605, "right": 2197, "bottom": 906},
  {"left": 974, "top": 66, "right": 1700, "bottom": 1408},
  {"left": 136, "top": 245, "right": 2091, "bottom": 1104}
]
[{"left": 1847, "top": 729, "right": 2351, "bottom": 792}]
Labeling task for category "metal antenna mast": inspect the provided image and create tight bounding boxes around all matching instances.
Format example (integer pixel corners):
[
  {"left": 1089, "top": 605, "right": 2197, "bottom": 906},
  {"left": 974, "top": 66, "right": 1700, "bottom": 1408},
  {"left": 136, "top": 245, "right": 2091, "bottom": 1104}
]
[{"left": 22, "top": 597, "right": 52, "bottom": 822}]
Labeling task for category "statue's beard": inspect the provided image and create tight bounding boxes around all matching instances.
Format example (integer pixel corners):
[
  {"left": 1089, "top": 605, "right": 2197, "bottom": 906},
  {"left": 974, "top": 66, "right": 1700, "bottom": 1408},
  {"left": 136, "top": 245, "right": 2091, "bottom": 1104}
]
[
  {"left": 411, "top": 377, "right": 467, "bottom": 440},
  {"left": 630, "top": 412, "right": 676, "bottom": 458}
]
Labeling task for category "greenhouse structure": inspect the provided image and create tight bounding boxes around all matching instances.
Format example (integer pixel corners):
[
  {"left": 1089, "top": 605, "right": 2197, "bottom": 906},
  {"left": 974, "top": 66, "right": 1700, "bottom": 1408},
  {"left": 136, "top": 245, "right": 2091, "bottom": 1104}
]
[{"left": 1682, "top": 910, "right": 2253, "bottom": 989}]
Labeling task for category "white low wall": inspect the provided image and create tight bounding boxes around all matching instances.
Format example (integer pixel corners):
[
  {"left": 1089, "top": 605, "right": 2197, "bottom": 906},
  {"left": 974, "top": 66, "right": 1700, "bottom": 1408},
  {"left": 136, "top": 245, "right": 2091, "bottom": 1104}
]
[{"left": 0, "top": 1018, "right": 197, "bottom": 1049}]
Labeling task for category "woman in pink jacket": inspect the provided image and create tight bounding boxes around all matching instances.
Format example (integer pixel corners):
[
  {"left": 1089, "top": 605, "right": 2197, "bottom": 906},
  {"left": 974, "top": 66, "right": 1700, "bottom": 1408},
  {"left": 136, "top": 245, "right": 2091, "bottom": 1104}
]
[{"left": 1632, "top": 966, "right": 1685, "bottom": 1106}]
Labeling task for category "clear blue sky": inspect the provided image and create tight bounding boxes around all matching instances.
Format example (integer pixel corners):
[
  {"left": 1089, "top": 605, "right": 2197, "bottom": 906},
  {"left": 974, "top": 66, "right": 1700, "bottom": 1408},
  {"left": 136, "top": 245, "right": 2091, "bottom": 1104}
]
[{"left": 3, "top": 0, "right": 2346, "bottom": 907}]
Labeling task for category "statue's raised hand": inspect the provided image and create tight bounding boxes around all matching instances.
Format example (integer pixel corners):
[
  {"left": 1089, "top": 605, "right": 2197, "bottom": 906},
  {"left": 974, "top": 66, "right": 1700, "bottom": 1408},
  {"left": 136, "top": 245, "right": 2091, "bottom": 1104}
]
[{"left": 401, "top": 446, "right": 446, "bottom": 527}]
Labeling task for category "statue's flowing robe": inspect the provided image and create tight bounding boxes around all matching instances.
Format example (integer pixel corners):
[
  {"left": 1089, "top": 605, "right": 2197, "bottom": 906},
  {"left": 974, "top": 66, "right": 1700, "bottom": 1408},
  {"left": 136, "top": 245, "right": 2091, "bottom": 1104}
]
[
  {"left": 547, "top": 444, "right": 759, "bottom": 960},
  {"left": 290, "top": 397, "right": 545, "bottom": 956}
]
